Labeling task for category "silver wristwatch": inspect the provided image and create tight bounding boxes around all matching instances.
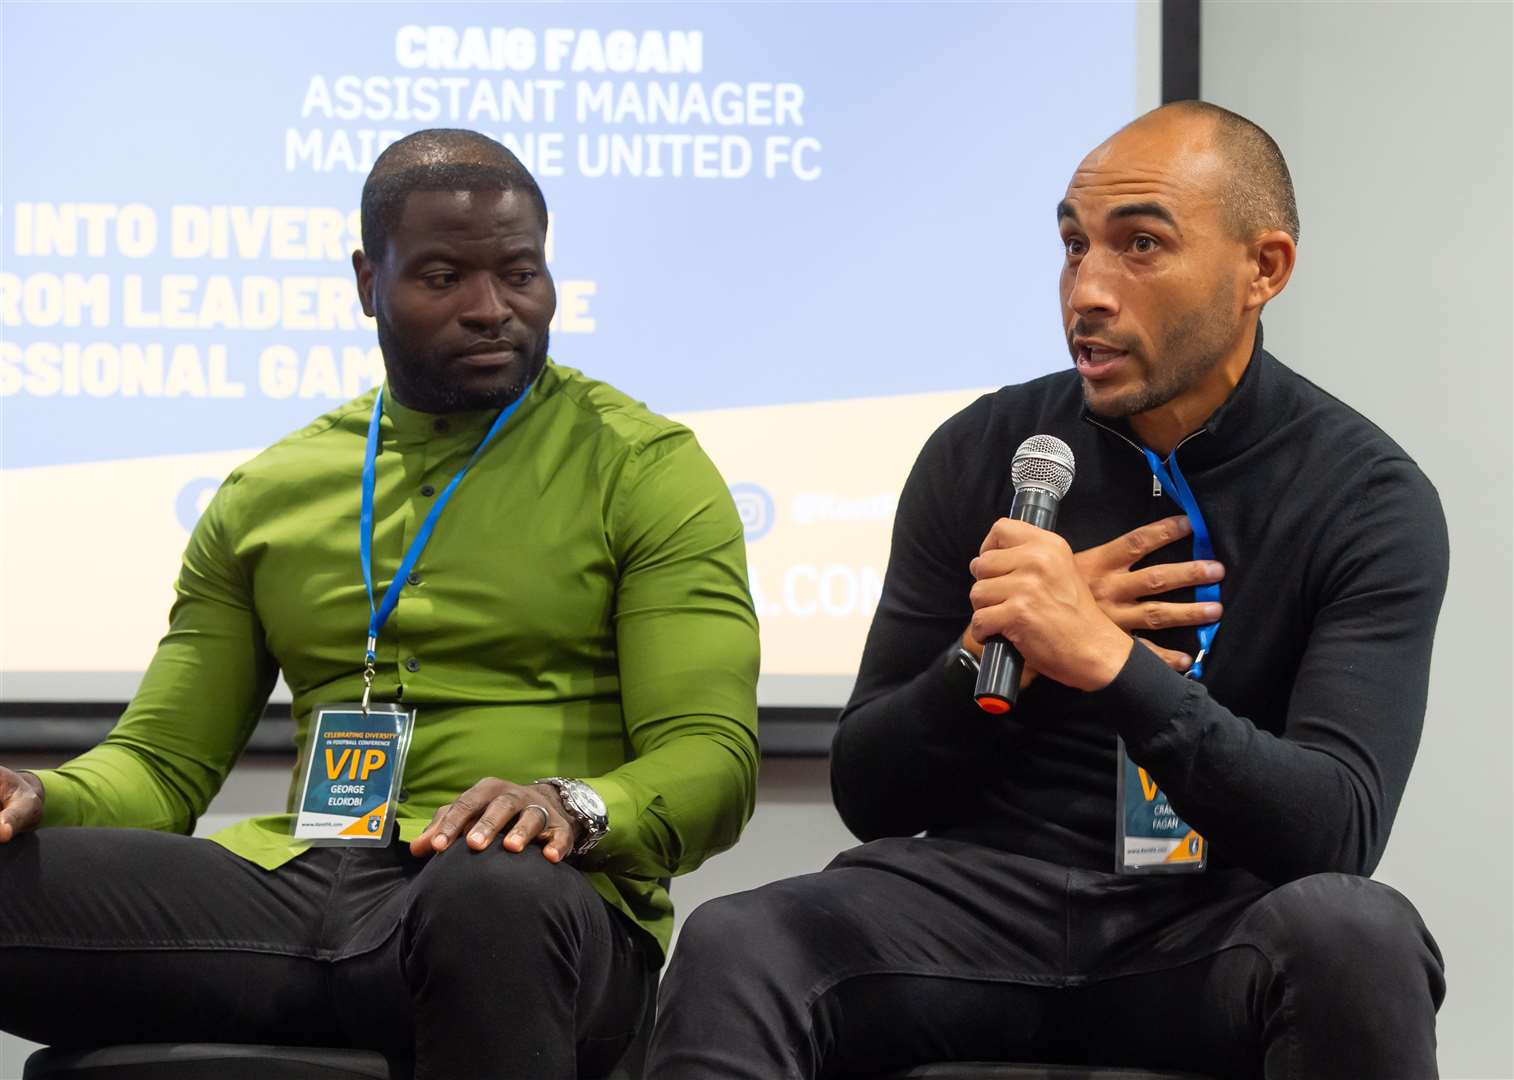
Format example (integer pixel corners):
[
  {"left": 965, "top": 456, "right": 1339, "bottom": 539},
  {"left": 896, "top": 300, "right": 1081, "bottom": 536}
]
[
  {"left": 944, "top": 643, "right": 982, "bottom": 698},
  {"left": 535, "top": 777, "right": 610, "bottom": 855}
]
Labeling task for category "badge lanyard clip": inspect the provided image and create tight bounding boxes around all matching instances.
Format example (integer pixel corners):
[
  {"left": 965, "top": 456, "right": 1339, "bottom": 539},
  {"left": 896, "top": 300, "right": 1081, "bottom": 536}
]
[{"left": 360, "top": 635, "right": 378, "bottom": 716}]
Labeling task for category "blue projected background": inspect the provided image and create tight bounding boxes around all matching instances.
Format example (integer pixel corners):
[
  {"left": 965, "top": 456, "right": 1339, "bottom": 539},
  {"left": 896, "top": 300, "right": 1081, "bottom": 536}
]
[{"left": 0, "top": 2, "right": 1156, "bottom": 701}]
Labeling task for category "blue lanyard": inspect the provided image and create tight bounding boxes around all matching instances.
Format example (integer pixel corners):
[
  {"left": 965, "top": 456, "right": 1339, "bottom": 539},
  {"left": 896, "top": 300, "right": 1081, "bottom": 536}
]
[
  {"left": 358, "top": 384, "right": 528, "bottom": 706},
  {"left": 1141, "top": 447, "right": 1219, "bottom": 679}
]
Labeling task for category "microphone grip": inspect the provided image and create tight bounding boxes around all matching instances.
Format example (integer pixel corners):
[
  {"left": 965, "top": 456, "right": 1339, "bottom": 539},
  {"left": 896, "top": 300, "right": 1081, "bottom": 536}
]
[
  {"left": 974, "top": 636, "right": 1024, "bottom": 715},
  {"left": 973, "top": 487, "right": 1061, "bottom": 714}
]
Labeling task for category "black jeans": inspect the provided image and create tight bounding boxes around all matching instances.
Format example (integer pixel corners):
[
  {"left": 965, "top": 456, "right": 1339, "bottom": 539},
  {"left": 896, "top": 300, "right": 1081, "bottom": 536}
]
[
  {"left": 647, "top": 837, "right": 1444, "bottom": 1080},
  {"left": 0, "top": 827, "right": 654, "bottom": 1080}
]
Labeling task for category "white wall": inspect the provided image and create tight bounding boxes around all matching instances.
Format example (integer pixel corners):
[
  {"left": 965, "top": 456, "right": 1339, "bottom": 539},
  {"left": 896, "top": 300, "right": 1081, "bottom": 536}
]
[{"left": 1203, "top": 3, "right": 1514, "bottom": 1077}]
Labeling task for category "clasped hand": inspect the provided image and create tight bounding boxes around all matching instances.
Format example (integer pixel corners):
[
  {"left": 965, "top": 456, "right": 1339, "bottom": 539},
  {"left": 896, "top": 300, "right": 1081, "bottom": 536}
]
[
  {"left": 0, "top": 766, "right": 44, "bottom": 843},
  {"left": 410, "top": 778, "right": 582, "bottom": 863},
  {"left": 963, "top": 515, "right": 1225, "bottom": 692}
]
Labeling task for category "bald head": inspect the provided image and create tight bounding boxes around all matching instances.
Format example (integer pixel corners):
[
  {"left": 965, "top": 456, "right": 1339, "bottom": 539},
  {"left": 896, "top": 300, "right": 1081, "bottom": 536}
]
[
  {"left": 360, "top": 128, "right": 548, "bottom": 260},
  {"left": 1117, "top": 102, "right": 1300, "bottom": 244}
]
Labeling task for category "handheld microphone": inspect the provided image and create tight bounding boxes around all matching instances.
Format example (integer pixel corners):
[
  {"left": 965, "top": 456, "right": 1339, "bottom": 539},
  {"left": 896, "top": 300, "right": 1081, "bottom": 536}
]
[{"left": 974, "top": 434, "right": 1076, "bottom": 714}]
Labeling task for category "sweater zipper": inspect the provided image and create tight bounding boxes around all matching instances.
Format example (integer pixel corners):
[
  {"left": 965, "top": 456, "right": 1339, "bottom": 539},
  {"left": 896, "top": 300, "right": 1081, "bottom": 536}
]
[
  {"left": 1085, "top": 414, "right": 1221, "bottom": 679},
  {"left": 1083, "top": 415, "right": 1206, "bottom": 492}
]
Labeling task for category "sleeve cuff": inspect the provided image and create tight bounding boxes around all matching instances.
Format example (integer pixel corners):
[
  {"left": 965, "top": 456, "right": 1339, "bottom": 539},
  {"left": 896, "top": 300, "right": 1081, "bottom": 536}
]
[
  {"left": 571, "top": 772, "right": 644, "bottom": 868},
  {"left": 1084, "top": 638, "right": 1198, "bottom": 749},
  {"left": 31, "top": 768, "right": 81, "bottom": 828},
  {"left": 912, "top": 641, "right": 995, "bottom": 730}
]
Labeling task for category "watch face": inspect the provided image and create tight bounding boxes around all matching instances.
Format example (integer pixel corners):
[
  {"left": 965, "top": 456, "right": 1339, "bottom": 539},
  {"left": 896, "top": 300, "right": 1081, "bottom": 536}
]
[{"left": 574, "top": 784, "right": 607, "bottom": 819}]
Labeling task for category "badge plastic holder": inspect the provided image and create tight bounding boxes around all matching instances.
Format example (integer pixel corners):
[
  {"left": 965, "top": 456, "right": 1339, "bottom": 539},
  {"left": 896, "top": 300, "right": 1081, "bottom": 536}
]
[
  {"left": 293, "top": 702, "right": 415, "bottom": 845},
  {"left": 1116, "top": 736, "right": 1207, "bottom": 875}
]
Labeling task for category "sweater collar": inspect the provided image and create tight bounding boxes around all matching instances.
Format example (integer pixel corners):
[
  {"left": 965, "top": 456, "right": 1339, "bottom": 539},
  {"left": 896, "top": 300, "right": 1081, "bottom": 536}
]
[{"left": 1082, "top": 323, "right": 1275, "bottom": 468}]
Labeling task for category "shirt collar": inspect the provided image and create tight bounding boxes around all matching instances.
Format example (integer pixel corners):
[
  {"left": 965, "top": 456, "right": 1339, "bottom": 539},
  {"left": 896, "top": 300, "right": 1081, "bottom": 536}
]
[{"left": 380, "top": 362, "right": 553, "bottom": 447}]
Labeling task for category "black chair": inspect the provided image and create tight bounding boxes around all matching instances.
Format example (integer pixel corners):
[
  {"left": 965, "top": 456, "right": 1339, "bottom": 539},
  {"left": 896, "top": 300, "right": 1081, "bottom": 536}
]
[
  {"left": 23, "top": 1044, "right": 394, "bottom": 1080},
  {"left": 877, "top": 1066, "right": 1212, "bottom": 1080},
  {"left": 25, "top": 1042, "right": 1208, "bottom": 1080},
  {"left": 25, "top": 965, "right": 658, "bottom": 1080}
]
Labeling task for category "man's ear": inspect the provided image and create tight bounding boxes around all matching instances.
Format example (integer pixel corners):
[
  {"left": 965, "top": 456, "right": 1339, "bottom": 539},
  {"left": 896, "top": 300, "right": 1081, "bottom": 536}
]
[
  {"left": 1244, "top": 229, "right": 1297, "bottom": 312},
  {"left": 353, "top": 249, "right": 376, "bottom": 318}
]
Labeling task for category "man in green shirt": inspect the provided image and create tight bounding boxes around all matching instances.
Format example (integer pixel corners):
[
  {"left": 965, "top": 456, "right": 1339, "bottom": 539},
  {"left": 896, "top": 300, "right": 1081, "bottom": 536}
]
[{"left": 0, "top": 130, "right": 760, "bottom": 1079}]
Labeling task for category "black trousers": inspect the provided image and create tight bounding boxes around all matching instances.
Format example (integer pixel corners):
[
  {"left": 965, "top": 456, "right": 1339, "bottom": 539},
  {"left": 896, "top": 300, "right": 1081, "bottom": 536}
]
[
  {"left": 0, "top": 827, "right": 654, "bottom": 1080},
  {"left": 647, "top": 837, "right": 1445, "bottom": 1080}
]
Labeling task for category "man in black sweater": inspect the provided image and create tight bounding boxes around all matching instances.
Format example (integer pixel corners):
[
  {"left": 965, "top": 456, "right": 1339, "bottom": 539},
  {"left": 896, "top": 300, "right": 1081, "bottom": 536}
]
[{"left": 648, "top": 103, "right": 1448, "bottom": 1078}]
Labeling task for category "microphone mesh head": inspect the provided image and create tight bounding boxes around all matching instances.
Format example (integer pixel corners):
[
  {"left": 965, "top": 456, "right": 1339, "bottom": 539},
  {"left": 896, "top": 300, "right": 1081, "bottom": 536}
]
[{"left": 1011, "top": 435, "right": 1076, "bottom": 498}]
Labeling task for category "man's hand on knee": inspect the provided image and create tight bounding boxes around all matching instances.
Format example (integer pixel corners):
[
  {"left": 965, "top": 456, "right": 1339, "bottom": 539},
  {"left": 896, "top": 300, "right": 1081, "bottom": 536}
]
[
  {"left": 410, "top": 778, "right": 581, "bottom": 863},
  {"left": 0, "top": 766, "right": 45, "bottom": 842}
]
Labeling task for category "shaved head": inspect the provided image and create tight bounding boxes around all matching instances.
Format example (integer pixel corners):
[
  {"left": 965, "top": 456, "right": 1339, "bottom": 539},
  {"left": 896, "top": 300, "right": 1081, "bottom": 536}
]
[
  {"left": 1123, "top": 102, "right": 1300, "bottom": 243},
  {"left": 1058, "top": 101, "right": 1300, "bottom": 448},
  {"left": 360, "top": 129, "right": 548, "bottom": 261}
]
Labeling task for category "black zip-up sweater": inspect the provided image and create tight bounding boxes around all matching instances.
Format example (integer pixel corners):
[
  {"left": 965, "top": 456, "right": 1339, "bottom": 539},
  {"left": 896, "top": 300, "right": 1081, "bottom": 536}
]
[{"left": 832, "top": 330, "right": 1449, "bottom": 884}]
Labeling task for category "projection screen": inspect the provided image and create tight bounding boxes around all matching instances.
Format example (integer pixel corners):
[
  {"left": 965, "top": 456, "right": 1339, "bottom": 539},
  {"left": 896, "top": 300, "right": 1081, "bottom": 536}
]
[{"left": 0, "top": 2, "right": 1160, "bottom": 706}]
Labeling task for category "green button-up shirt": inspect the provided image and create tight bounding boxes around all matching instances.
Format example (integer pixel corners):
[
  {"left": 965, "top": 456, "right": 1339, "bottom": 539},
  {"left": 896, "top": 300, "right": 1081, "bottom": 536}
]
[{"left": 36, "top": 361, "right": 761, "bottom": 956}]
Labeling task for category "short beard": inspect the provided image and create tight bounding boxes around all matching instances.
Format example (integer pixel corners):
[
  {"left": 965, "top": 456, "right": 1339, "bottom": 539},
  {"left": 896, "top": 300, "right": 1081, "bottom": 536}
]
[
  {"left": 1080, "top": 279, "right": 1237, "bottom": 419},
  {"left": 377, "top": 312, "right": 549, "bottom": 414}
]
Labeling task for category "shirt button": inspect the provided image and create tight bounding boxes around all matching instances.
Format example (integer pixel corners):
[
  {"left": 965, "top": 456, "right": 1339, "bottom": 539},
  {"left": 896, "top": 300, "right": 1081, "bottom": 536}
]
[
  {"left": 406, "top": 572, "right": 421, "bottom": 586},
  {"left": 397, "top": 789, "right": 410, "bottom": 803},
  {"left": 433, "top": 418, "right": 450, "bottom": 434},
  {"left": 419, "top": 484, "right": 436, "bottom": 497},
  {"left": 405, "top": 656, "right": 421, "bottom": 673}
]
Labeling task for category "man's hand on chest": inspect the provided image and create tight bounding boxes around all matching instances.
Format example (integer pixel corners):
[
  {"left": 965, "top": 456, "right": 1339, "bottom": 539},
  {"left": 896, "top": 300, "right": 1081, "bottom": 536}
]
[{"left": 961, "top": 514, "right": 1224, "bottom": 691}]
